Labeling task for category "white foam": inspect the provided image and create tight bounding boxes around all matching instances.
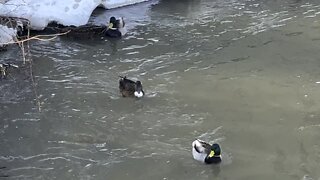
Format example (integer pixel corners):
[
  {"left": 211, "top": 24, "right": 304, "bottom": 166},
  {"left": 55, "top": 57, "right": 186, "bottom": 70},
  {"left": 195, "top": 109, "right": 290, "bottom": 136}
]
[{"left": 0, "top": 0, "right": 150, "bottom": 30}]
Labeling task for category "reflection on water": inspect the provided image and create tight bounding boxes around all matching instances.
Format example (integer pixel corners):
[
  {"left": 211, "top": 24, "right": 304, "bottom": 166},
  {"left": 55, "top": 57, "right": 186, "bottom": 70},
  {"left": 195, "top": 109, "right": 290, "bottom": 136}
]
[{"left": 1, "top": 0, "right": 320, "bottom": 179}]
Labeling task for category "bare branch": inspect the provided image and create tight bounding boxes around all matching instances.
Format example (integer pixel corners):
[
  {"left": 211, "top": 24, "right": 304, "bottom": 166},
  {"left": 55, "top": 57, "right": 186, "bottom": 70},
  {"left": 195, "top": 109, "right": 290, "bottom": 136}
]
[{"left": 0, "top": 30, "right": 71, "bottom": 45}]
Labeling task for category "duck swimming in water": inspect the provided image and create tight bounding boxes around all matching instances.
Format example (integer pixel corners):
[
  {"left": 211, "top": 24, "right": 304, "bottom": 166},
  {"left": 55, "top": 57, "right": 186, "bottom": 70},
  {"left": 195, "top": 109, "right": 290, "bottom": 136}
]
[
  {"left": 119, "top": 76, "right": 144, "bottom": 98},
  {"left": 105, "top": 17, "right": 125, "bottom": 38},
  {"left": 192, "top": 139, "right": 221, "bottom": 164}
]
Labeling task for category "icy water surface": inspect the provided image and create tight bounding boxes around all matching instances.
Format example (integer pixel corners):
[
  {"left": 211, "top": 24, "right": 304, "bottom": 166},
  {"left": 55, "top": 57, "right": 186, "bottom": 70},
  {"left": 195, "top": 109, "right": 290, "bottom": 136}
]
[{"left": 1, "top": 0, "right": 320, "bottom": 179}]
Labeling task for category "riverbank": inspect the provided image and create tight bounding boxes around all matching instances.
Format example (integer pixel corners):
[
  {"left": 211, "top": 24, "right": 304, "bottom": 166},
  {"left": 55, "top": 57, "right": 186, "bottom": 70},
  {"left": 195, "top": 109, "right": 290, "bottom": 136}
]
[{"left": 0, "top": 0, "right": 150, "bottom": 30}]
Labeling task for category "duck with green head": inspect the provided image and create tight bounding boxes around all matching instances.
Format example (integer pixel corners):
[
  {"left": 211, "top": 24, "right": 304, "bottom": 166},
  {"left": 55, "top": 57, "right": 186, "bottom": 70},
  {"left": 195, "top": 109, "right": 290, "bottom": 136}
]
[
  {"left": 192, "top": 139, "right": 221, "bottom": 164},
  {"left": 105, "top": 16, "right": 125, "bottom": 38}
]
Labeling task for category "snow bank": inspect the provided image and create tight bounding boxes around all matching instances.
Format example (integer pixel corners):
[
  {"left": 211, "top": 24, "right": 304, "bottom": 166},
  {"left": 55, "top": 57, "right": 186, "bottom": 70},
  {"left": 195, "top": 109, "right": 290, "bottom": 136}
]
[
  {"left": 0, "top": 25, "right": 16, "bottom": 46},
  {"left": 0, "top": 0, "right": 150, "bottom": 30}
]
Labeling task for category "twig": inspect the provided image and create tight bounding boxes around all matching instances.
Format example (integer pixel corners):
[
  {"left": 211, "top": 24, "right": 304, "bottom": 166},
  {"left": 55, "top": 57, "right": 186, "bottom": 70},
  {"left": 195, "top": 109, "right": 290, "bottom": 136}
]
[
  {"left": 20, "top": 41, "right": 26, "bottom": 63},
  {"left": 0, "top": 30, "right": 71, "bottom": 45},
  {"left": 28, "top": 55, "right": 41, "bottom": 112},
  {"left": 26, "top": 23, "right": 41, "bottom": 112},
  {"left": 0, "top": 17, "right": 66, "bottom": 112}
]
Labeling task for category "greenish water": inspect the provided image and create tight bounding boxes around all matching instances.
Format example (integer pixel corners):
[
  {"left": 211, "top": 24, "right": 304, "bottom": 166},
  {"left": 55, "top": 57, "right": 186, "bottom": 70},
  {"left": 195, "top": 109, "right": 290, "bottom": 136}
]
[{"left": 1, "top": 0, "right": 320, "bottom": 179}]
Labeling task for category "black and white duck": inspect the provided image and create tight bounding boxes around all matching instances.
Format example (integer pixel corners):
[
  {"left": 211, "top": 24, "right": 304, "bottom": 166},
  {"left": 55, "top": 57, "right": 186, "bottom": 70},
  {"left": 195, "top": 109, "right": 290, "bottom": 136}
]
[
  {"left": 192, "top": 139, "right": 221, "bottom": 164},
  {"left": 119, "top": 76, "right": 144, "bottom": 98}
]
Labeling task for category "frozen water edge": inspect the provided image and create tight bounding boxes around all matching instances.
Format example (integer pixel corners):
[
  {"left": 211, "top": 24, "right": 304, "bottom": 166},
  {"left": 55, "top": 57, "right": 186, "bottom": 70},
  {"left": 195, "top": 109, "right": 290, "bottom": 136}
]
[
  {"left": 0, "top": 0, "right": 150, "bottom": 30},
  {"left": 0, "top": 24, "right": 16, "bottom": 47}
]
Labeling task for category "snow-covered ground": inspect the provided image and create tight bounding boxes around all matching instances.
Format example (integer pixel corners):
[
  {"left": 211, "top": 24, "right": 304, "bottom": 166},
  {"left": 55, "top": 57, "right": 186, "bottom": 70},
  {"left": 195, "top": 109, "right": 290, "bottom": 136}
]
[
  {"left": 0, "top": 0, "right": 150, "bottom": 30},
  {"left": 0, "top": 25, "right": 16, "bottom": 47}
]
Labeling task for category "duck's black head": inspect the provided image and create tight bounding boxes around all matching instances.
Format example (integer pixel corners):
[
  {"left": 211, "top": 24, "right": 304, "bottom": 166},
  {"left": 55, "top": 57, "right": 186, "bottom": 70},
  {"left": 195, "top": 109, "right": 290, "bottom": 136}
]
[
  {"left": 134, "top": 81, "right": 144, "bottom": 98},
  {"left": 110, "top": 16, "right": 116, "bottom": 24},
  {"left": 211, "top": 143, "right": 221, "bottom": 156}
]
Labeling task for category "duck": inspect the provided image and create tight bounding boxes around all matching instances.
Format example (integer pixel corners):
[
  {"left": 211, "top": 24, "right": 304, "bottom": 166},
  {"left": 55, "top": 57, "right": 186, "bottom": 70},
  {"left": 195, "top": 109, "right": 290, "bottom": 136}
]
[
  {"left": 105, "top": 17, "right": 125, "bottom": 38},
  {"left": 119, "top": 76, "right": 144, "bottom": 98},
  {"left": 192, "top": 139, "right": 221, "bottom": 164}
]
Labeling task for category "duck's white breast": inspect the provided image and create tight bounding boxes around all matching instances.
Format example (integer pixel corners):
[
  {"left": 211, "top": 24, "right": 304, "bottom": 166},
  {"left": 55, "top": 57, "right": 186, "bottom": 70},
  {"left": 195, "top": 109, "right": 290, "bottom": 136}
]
[
  {"left": 192, "top": 147, "right": 207, "bottom": 162},
  {"left": 192, "top": 140, "right": 207, "bottom": 162}
]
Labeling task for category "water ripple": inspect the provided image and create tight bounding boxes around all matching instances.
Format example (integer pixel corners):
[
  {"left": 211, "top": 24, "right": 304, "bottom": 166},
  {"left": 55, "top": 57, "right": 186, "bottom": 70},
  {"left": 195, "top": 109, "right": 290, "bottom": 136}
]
[{"left": 2, "top": 0, "right": 320, "bottom": 179}]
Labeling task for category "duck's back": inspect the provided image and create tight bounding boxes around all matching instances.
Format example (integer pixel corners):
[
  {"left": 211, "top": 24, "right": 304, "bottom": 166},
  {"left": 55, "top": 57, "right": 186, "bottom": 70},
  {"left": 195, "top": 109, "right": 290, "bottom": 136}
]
[{"left": 119, "top": 78, "right": 136, "bottom": 97}]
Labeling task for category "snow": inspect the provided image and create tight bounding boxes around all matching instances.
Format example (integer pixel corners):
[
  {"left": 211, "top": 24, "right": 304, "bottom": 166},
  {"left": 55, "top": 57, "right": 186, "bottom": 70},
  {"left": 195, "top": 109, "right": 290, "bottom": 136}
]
[
  {"left": 0, "top": 25, "right": 16, "bottom": 46},
  {"left": 0, "top": 0, "right": 150, "bottom": 30}
]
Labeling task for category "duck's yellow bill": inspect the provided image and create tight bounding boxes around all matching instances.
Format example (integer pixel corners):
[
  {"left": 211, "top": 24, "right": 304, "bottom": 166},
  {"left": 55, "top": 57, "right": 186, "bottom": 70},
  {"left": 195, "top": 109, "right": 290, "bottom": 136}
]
[{"left": 209, "top": 150, "right": 215, "bottom": 158}]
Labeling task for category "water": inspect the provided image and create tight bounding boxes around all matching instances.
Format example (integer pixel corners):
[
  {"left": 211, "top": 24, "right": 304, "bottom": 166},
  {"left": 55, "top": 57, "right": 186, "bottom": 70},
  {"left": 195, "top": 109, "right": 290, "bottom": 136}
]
[{"left": 1, "top": 0, "right": 320, "bottom": 179}]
